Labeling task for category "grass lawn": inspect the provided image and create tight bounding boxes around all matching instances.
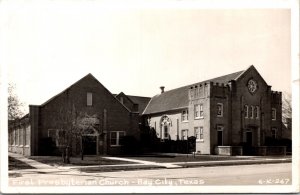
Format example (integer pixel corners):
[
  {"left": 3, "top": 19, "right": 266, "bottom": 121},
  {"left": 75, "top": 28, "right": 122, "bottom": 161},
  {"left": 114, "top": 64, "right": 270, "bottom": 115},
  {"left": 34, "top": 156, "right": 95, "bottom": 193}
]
[
  {"left": 9, "top": 156, "right": 35, "bottom": 170},
  {"left": 28, "top": 156, "right": 137, "bottom": 166},
  {"left": 122, "top": 154, "right": 254, "bottom": 163}
]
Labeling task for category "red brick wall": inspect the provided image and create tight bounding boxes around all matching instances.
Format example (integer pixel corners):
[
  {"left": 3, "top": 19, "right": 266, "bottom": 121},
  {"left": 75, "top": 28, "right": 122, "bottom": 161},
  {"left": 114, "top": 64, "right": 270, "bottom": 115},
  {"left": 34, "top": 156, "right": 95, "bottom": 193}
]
[{"left": 35, "top": 74, "right": 139, "bottom": 155}]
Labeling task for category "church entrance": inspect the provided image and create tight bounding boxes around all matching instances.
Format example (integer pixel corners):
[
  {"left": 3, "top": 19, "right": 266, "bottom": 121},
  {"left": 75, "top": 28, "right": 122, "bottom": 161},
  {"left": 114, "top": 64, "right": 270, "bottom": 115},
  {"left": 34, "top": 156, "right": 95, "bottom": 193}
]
[
  {"left": 246, "top": 131, "right": 253, "bottom": 146},
  {"left": 82, "top": 135, "right": 97, "bottom": 155}
]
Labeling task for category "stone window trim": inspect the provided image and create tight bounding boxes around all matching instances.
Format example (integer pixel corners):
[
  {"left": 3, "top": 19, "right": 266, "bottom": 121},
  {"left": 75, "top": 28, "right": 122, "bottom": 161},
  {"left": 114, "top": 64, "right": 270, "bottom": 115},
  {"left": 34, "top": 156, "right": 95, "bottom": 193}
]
[
  {"left": 271, "top": 127, "right": 277, "bottom": 139},
  {"left": 272, "top": 108, "right": 276, "bottom": 121},
  {"left": 195, "top": 126, "right": 204, "bottom": 142},
  {"left": 110, "top": 131, "right": 126, "bottom": 147},
  {"left": 87, "top": 92, "right": 93, "bottom": 106},
  {"left": 217, "top": 103, "right": 223, "bottom": 117},
  {"left": 181, "top": 129, "right": 189, "bottom": 140},
  {"left": 181, "top": 109, "right": 189, "bottom": 122},
  {"left": 194, "top": 104, "right": 204, "bottom": 119}
]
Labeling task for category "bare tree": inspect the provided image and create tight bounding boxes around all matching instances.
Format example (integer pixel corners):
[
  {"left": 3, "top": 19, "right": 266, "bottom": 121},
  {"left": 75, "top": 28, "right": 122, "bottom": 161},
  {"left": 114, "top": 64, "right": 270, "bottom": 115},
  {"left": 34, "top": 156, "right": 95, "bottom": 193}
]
[
  {"left": 8, "top": 83, "right": 24, "bottom": 120},
  {"left": 57, "top": 103, "right": 99, "bottom": 163},
  {"left": 282, "top": 92, "right": 292, "bottom": 124}
]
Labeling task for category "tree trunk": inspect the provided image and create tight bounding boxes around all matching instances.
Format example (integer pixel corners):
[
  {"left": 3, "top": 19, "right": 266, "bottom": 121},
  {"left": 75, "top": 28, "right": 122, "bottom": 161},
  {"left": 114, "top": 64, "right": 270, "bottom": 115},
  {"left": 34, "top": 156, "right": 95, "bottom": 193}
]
[
  {"left": 66, "top": 146, "right": 70, "bottom": 164},
  {"left": 81, "top": 136, "right": 84, "bottom": 160},
  {"left": 62, "top": 147, "right": 66, "bottom": 163}
]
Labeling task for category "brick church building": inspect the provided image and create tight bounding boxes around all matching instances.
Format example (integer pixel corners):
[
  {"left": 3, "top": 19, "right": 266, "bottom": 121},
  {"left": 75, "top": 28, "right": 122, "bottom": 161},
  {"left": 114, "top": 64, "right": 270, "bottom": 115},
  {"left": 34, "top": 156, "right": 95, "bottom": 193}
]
[
  {"left": 143, "top": 65, "right": 283, "bottom": 155},
  {"left": 8, "top": 65, "right": 285, "bottom": 156},
  {"left": 8, "top": 74, "right": 150, "bottom": 156}
]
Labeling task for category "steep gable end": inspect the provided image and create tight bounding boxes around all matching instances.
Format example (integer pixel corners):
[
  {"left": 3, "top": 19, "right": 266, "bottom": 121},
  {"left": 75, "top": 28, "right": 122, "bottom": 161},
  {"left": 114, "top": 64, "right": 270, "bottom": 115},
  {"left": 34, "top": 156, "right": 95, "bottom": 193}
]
[
  {"left": 235, "top": 65, "right": 268, "bottom": 86},
  {"left": 39, "top": 74, "right": 132, "bottom": 113}
]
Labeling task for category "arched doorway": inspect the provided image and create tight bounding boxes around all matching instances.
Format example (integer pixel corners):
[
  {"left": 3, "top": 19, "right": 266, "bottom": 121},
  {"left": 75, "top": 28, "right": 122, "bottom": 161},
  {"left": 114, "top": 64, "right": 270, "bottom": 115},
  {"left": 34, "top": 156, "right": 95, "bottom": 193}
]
[{"left": 82, "top": 127, "right": 99, "bottom": 155}]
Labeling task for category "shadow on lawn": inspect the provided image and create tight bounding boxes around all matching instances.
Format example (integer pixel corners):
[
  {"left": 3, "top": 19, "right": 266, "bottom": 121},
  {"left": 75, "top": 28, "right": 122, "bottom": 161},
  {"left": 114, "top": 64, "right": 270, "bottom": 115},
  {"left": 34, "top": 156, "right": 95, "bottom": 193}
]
[
  {"left": 28, "top": 156, "right": 136, "bottom": 166},
  {"left": 9, "top": 156, "right": 36, "bottom": 171}
]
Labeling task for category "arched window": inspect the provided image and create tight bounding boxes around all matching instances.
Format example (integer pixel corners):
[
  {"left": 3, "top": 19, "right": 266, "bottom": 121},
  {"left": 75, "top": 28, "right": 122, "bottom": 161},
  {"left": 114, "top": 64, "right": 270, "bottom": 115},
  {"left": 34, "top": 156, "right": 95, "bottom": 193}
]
[
  {"left": 161, "top": 115, "right": 172, "bottom": 139},
  {"left": 244, "top": 105, "right": 249, "bottom": 118}
]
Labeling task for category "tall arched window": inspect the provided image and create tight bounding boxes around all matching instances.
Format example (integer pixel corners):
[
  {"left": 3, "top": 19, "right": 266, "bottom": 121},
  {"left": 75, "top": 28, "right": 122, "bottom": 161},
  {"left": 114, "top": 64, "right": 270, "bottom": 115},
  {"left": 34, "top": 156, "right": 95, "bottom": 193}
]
[{"left": 160, "top": 115, "right": 172, "bottom": 140}]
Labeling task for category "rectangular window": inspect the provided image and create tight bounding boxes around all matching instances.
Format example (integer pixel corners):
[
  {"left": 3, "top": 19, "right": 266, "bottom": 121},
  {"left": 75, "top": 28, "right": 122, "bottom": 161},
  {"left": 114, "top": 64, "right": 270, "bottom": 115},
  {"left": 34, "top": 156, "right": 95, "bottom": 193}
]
[
  {"left": 181, "top": 110, "right": 188, "bottom": 121},
  {"left": 19, "top": 128, "right": 23, "bottom": 145},
  {"left": 256, "top": 106, "right": 259, "bottom": 119},
  {"left": 48, "top": 129, "right": 57, "bottom": 143},
  {"left": 244, "top": 105, "right": 249, "bottom": 118},
  {"left": 48, "top": 129, "right": 65, "bottom": 146},
  {"left": 181, "top": 129, "right": 188, "bottom": 140},
  {"left": 272, "top": 108, "right": 276, "bottom": 120},
  {"left": 16, "top": 128, "right": 19, "bottom": 145},
  {"left": 200, "top": 104, "right": 204, "bottom": 118},
  {"left": 87, "top": 92, "right": 93, "bottom": 106},
  {"left": 195, "top": 127, "right": 203, "bottom": 141},
  {"left": 250, "top": 106, "right": 254, "bottom": 119},
  {"left": 271, "top": 127, "right": 277, "bottom": 139},
  {"left": 217, "top": 103, "right": 223, "bottom": 117},
  {"left": 195, "top": 104, "right": 203, "bottom": 119},
  {"left": 26, "top": 126, "right": 30, "bottom": 146},
  {"left": 23, "top": 127, "right": 26, "bottom": 145},
  {"left": 194, "top": 104, "right": 199, "bottom": 118},
  {"left": 110, "top": 131, "right": 126, "bottom": 146},
  {"left": 13, "top": 129, "right": 16, "bottom": 145}
]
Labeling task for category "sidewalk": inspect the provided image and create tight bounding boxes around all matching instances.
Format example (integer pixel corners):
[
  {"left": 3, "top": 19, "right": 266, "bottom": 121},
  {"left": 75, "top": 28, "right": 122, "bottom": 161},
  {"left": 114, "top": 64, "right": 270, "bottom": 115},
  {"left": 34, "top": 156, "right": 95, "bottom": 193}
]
[{"left": 8, "top": 152, "right": 292, "bottom": 174}]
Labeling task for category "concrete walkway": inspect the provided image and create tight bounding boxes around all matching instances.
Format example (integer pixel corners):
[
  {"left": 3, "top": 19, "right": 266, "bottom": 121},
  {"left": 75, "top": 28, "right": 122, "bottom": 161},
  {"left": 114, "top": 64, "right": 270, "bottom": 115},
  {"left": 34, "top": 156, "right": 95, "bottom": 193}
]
[
  {"left": 9, "top": 152, "right": 292, "bottom": 173},
  {"left": 102, "top": 156, "right": 181, "bottom": 168}
]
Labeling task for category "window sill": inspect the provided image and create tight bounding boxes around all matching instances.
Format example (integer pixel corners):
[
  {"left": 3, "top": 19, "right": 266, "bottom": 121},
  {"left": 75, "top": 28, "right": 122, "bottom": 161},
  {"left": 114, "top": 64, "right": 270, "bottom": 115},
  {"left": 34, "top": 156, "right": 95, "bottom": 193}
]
[
  {"left": 181, "top": 120, "right": 189, "bottom": 123},
  {"left": 217, "top": 115, "right": 223, "bottom": 117},
  {"left": 194, "top": 117, "right": 204, "bottom": 120},
  {"left": 196, "top": 140, "right": 204, "bottom": 143}
]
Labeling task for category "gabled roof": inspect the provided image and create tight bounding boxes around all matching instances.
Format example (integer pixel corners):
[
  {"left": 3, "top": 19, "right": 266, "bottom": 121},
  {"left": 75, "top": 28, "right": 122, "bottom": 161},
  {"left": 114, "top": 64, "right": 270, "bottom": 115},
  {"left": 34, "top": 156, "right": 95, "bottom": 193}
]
[
  {"left": 115, "top": 92, "right": 151, "bottom": 114},
  {"left": 40, "top": 73, "right": 94, "bottom": 107},
  {"left": 143, "top": 69, "right": 244, "bottom": 115},
  {"left": 37, "top": 73, "right": 132, "bottom": 113},
  {"left": 126, "top": 95, "right": 151, "bottom": 114}
]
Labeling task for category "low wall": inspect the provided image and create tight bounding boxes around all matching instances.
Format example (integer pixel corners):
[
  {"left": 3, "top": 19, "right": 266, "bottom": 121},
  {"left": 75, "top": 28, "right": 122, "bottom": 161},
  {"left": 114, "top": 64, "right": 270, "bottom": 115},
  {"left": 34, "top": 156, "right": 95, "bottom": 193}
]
[
  {"left": 214, "top": 146, "right": 243, "bottom": 156},
  {"left": 267, "top": 146, "right": 286, "bottom": 155}
]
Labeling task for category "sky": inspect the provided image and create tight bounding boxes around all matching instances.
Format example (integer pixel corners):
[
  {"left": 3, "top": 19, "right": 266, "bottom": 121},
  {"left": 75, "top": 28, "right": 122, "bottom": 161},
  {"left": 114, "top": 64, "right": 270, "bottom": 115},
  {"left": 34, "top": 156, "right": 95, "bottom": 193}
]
[{"left": 0, "top": 0, "right": 293, "bottom": 114}]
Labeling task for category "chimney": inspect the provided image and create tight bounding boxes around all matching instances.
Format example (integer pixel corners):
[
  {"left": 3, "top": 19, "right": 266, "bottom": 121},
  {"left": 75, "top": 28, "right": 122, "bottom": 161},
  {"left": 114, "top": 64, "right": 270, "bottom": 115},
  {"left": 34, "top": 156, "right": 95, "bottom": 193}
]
[{"left": 160, "top": 86, "right": 165, "bottom": 93}]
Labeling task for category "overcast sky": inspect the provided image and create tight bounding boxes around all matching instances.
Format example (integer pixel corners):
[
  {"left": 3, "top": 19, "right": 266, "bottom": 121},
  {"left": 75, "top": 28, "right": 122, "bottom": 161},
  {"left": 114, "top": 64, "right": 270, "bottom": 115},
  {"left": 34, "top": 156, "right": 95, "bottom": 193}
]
[{"left": 1, "top": 1, "right": 292, "bottom": 114}]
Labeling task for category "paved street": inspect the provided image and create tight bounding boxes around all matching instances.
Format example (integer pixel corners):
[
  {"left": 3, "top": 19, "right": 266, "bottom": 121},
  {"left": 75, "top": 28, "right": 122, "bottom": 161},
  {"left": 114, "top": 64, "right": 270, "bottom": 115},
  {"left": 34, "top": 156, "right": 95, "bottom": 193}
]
[{"left": 9, "top": 163, "right": 291, "bottom": 186}]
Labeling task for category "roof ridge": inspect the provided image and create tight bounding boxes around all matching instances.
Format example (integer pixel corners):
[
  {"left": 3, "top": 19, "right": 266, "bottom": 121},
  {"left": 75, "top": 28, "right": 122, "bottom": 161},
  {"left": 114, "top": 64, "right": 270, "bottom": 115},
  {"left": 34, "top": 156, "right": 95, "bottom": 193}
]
[{"left": 159, "top": 70, "right": 244, "bottom": 94}]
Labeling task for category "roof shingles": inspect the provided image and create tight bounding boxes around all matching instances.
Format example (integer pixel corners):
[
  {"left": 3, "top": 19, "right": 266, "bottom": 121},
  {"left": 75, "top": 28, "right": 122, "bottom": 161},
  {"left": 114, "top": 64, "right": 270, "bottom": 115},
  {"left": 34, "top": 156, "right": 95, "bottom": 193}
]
[{"left": 143, "top": 70, "right": 244, "bottom": 115}]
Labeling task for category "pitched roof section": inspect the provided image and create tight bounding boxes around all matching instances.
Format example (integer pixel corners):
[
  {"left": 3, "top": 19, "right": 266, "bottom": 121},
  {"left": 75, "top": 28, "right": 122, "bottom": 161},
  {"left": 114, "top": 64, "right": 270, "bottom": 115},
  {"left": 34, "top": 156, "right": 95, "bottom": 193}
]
[
  {"left": 38, "top": 73, "right": 132, "bottom": 113},
  {"left": 127, "top": 95, "right": 151, "bottom": 114},
  {"left": 143, "top": 70, "right": 244, "bottom": 115},
  {"left": 40, "top": 73, "right": 94, "bottom": 107}
]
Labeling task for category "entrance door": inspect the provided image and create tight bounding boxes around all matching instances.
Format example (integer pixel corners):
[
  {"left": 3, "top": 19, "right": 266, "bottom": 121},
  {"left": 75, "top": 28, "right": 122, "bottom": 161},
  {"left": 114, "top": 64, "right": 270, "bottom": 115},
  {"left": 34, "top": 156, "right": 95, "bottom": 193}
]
[
  {"left": 217, "top": 130, "right": 223, "bottom": 146},
  {"left": 82, "top": 136, "right": 97, "bottom": 155},
  {"left": 246, "top": 131, "right": 253, "bottom": 146}
]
